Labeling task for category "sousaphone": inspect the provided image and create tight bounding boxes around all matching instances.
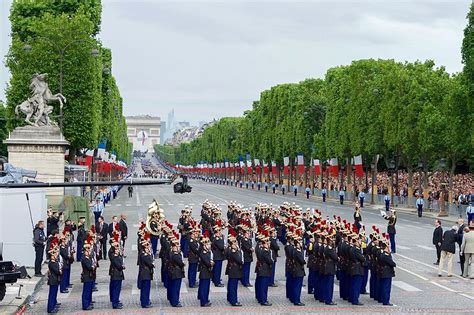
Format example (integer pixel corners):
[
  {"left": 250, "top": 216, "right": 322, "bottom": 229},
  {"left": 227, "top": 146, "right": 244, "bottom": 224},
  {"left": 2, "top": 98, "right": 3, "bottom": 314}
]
[{"left": 146, "top": 199, "right": 163, "bottom": 236}]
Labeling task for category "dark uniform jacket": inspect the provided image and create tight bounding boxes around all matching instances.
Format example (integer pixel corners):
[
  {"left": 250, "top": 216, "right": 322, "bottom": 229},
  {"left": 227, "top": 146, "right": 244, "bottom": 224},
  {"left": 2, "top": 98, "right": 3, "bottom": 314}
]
[
  {"left": 159, "top": 235, "right": 170, "bottom": 259},
  {"left": 77, "top": 225, "right": 86, "bottom": 243},
  {"left": 226, "top": 248, "right": 243, "bottom": 279},
  {"left": 323, "top": 246, "right": 338, "bottom": 276},
  {"left": 47, "top": 260, "right": 61, "bottom": 285},
  {"left": 119, "top": 220, "right": 128, "bottom": 239},
  {"left": 60, "top": 245, "right": 71, "bottom": 269},
  {"left": 212, "top": 236, "right": 225, "bottom": 261},
  {"left": 169, "top": 251, "right": 185, "bottom": 279},
  {"left": 307, "top": 242, "right": 317, "bottom": 271},
  {"left": 284, "top": 243, "right": 294, "bottom": 274},
  {"left": 97, "top": 222, "right": 108, "bottom": 243},
  {"left": 256, "top": 248, "right": 273, "bottom": 277},
  {"left": 270, "top": 237, "right": 280, "bottom": 262},
  {"left": 349, "top": 246, "right": 365, "bottom": 276},
  {"left": 441, "top": 229, "right": 457, "bottom": 253},
  {"left": 33, "top": 226, "right": 46, "bottom": 248},
  {"left": 47, "top": 216, "right": 59, "bottom": 236},
  {"left": 378, "top": 252, "right": 396, "bottom": 278},
  {"left": 240, "top": 237, "right": 253, "bottom": 263},
  {"left": 109, "top": 253, "right": 125, "bottom": 280},
  {"left": 433, "top": 226, "right": 443, "bottom": 245},
  {"left": 188, "top": 238, "right": 200, "bottom": 264},
  {"left": 81, "top": 256, "right": 95, "bottom": 282},
  {"left": 386, "top": 216, "right": 397, "bottom": 234},
  {"left": 139, "top": 253, "right": 154, "bottom": 281},
  {"left": 198, "top": 250, "right": 213, "bottom": 279},
  {"left": 292, "top": 248, "right": 306, "bottom": 277}
]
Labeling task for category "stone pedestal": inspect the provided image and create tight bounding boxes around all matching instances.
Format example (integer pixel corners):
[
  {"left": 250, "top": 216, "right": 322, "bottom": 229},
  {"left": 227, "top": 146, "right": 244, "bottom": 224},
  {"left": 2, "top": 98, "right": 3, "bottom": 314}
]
[{"left": 4, "top": 126, "right": 69, "bottom": 196}]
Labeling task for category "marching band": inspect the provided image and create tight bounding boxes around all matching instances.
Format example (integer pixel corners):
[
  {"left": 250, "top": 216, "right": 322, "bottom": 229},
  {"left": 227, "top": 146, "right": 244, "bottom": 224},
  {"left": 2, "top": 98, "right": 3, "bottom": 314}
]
[{"left": 45, "top": 199, "right": 396, "bottom": 313}]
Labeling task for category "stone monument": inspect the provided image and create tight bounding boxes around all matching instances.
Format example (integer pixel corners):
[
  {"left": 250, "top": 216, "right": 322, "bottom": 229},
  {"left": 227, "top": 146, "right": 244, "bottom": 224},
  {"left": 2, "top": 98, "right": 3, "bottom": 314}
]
[{"left": 4, "top": 73, "right": 69, "bottom": 196}]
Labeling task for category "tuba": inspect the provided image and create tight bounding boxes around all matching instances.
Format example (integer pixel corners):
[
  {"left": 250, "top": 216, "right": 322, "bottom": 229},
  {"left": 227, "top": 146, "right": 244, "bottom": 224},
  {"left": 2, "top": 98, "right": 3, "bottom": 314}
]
[{"left": 146, "top": 199, "right": 163, "bottom": 236}]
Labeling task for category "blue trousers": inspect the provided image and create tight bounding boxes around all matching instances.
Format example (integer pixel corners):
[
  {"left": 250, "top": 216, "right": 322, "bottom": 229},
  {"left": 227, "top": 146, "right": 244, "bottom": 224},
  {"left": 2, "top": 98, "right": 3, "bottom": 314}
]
[
  {"left": 322, "top": 193, "right": 326, "bottom": 202},
  {"left": 256, "top": 276, "right": 270, "bottom": 304},
  {"left": 285, "top": 271, "right": 293, "bottom": 302},
  {"left": 339, "top": 271, "right": 348, "bottom": 300},
  {"left": 93, "top": 212, "right": 101, "bottom": 226},
  {"left": 151, "top": 237, "right": 158, "bottom": 256},
  {"left": 350, "top": 275, "right": 363, "bottom": 305},
  {"left": 188, "top": 263, "right": 198, "bottom": 287},
  {"left": 340, "top": 195, "right": 344, "bottom": 204},
  {"left": 389, "top": 233, "right": 396, "bottom": 253},
  {"left": 140, "top": 280, "right": 151, "bottom": 307},
  {"left": 361, "top": 266, "right": 369, "bottom": 293},
  {"left": 385, "top": 200, "right": 390, "bottom": 211},
  {"left": 324, "top": 275, "right": 335, "bottom": 304},
  {"left": 314, "top": 271, "right": 321, "bottom": 301},
  {"left": 161, "top": 260, "right": 168, "bottom": 288},
  {"left": 110, "top": 279, "right": 122, "bottom": 308},
  {"left": 47, "top": 285, "right": 58, "bottom": 313},
  {"left": 360, "top": 197, "right": 364, "bottom": 207},
  {"left": 198, "top": 278, "right": 210, "bottom": 306},
  {"left": 292, "top": 276, "right": 303, "bottom": 304},
  {"left": 76, "top": 241, "right": 83, "bottom": 262},
  {"left": 227, "top": 278, "right": 239, "bottom": 305},
  {"left": 82, "top": 281, "right": 93, "bottom": 310},
  {"left": 241, "top": 262, "right": 251, "bottom": 285},
  {"left": 66, "top": 268, "right": 71, "bottom": 286},
  {"left": 380, "top": 277, "right": 392, "bottom": 305},
  {"left": 369, "top": 270, "right": 377, "bottom": 299},
  {"left": 60, "top": 268, "right": 69, "bottom": 292},
  {"left": 270, "top": 262, "right": 276, "bottom": 285},
  {"left": 417, "top": 204, "right": 423, "bottom": 217},
  {"left": 308, "top": 270, "right": 316, "bottom": 293},
  {"left": 168, "top": 278, "right": 182, "bottom": 306},
  {"left": 212, "top": 260, "right": 223, "bottom": 285},
  {"left": 468, "top": 213, "right": 474, "bottom": 225},
  {"left": 181, "top": 237, "right": 189, "bottom": 257}
]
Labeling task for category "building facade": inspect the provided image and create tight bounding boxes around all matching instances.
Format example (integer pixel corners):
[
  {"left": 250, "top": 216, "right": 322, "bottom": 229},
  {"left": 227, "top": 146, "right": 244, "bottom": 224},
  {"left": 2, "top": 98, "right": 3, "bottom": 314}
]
[{"left": 126, "top": 115, "right": 161, "bottom": 153}]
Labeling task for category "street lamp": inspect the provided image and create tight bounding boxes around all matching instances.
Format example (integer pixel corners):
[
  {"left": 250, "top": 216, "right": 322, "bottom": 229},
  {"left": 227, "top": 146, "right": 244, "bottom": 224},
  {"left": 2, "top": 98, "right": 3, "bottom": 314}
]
[
  {"left": 388, "top": 159, "right": 396, "bottom": 206},
  {"left": 23, "top": 38, "right": 100, "bottom": 131},
  {"left": 340, "top": 164, "right": 346, "bottom": 190}
]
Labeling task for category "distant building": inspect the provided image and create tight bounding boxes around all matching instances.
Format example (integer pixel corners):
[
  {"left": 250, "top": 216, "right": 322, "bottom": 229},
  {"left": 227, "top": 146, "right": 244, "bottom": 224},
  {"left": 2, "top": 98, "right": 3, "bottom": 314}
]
[
  {"left": 160, "top": 121, "right": 167, "bottom": 144},
  {"left": 176, "top": 121, "right": 190, "bottom": 129},
  {"left": 167, "top": 109, "right": 175, "bottom": 134},
  {"left": 126, "top": 115, "right": 161, "bottom": 153},
  {"left": 165, "top": 119, "right": 217, "bottom": 146}
]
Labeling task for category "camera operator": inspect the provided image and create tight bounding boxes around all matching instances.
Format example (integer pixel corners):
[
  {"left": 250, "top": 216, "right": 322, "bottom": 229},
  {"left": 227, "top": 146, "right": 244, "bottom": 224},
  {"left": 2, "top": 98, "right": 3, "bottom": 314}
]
[{"left": 33, "top": 220, "right": 46, "bottom": 276}]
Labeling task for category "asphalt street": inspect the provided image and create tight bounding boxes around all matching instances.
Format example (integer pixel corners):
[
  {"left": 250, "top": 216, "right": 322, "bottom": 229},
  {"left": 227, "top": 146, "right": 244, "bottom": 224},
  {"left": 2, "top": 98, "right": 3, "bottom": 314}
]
[{"left": 25, "top": 174, "right": 474, "bottom": 315}]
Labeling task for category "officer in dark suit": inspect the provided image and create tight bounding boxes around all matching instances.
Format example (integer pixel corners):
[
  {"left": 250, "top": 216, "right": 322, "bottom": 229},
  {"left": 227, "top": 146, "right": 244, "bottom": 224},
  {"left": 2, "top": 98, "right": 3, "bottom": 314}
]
[
  {"left": 76, "top": 217, "right": 86, "bottom": 262},
  {"left": 255, "top": 232, "right": 273, "bottom": 306},
  {"left": 349, "top": 236, "right": 365, "bottom": 305},
  {"left": 323, "top": 234, "right": 338, "bottom": 305},
  {"left": 33, "top": 220, "right": 46, "bottom": 276},
  {"left": 109, "top": 243, "right": 125, "bottom": 309},
  {"left": 383, "top": 210, "right": 397, "bottom": 253},
  {"left": 211, "top": 224, "right": 225, "bottom": 287},
  {"left": 239, "top": 227, "right": 253, "bottom": 287},
  {"left": 96, "top": 216, "right": 108, "bottom": 260},
  {"left": 269, "top": 229, "right": 280, "bottom": 287},
  {"left": 47, "top": 240, "right": 61, "bottom": 313},
  {"left": 139, "top": 236, "right": 154, "bottom": 308},
  {"left": 168, "top": 240, "right": 184, "bottom": 307},
  {"left": 378, "top": 237, "right": 396, "bottom": 306},
  {"left": 188, "top": 228, "right": 200, "bottom": 288},
  {"left": 226, "top": 230, "right": 243, "bottom": 306},
  {"left": 119, "top": 215, "right": 128, "bottom": 257},
  {"left": 47, "top": 208, "right": 60, "bottom": 237},
  {"left": 291, "top": 236, "right": 306, "bottom": 306},
  {"left": 198, "top": 232, "right": 213, "bottom": 307},
  {"left": 432, "top": 220, "right": 443, "bottom": 265},
  {"left": 81, "top": 244, "right": 95, "bottom": 311}
]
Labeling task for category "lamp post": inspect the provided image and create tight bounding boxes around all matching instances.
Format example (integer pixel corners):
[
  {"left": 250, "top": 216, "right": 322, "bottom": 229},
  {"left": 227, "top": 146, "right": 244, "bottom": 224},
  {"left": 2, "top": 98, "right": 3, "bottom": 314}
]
[
  {"left": 388, "top": 159, "right": 395, "bottom": 206},
  {"left": 417, "top": 161, "right": 424, "bottom": 198},
  {"left": 340, "top": 164, "right": 346, "bottom": 190},
  {"left": 23, "top": 38, "right": 99, "bottom": 131}
]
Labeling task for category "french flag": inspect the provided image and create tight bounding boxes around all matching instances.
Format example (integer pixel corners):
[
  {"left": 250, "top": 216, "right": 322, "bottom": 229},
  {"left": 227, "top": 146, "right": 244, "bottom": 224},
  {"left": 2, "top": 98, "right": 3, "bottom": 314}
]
[
  {"left": 330, "top": 158, "right": 339, "bottom": 177},
  {"left": 353, "top": 155, "right": 364, "bottom": 177},
  {"left": 283, "top": 156, "right": 290, "bottom": 174},
  {"left": 271, "top": 161, "right": 277, "bottom": 175},
  {"left": 263, "top": 161, "right": 269, "bottom": 174},
  {"left": 297, "top": 154, "right": 304, "bottom": 174},
  {"left": 313, "top": 159, "right": 321, "bottom": 176}
]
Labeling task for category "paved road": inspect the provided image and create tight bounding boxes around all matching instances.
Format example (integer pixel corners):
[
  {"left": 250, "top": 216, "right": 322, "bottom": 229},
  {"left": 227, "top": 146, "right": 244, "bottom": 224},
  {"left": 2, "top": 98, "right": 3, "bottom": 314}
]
[{"left": 25, "top": 178, "right": 474, "bottom": 315}]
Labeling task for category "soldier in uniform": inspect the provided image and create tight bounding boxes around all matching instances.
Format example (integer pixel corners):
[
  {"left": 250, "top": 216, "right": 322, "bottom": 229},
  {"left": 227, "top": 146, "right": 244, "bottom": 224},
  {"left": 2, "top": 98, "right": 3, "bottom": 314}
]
[
  {"left": 306, "top": 230, "right": 317, "bottom": 294},
  {"left": 188, "top": 225, "right": 200, "bottom": 288},
  {"left": 284, "top": 230, "right": 295, "bottom": 303},
  {"left": 211, "top": 222, "right": 225, "bottom": 287},
  {"left": 198, "top": 231, "right": 213, "bottom": 307},
  {"left": 349, "top": 234, "right": 365, "bottom": 305},
  {"left": 255, "top": 230, "right": 273, "bottom": 306},
  {"left": 378, "top": 234, "right": 396, "bottom": 305},
  {"left": 291, "top": 231, "right": 306, "bottom": 306},
  {"left": 81, "top": 241, "right": 95, "bottom": 311},
  {"left": 384, "top": 209, "right": 397, "bottom": 253},
  {"left": 239, "top": 224, "right": 253, "bottom": 287},
  {"left": 138, "top": 233, "right": 154, "bottom": 308},
  {"left": 47, "top": 238, "right": 61, "bottom": 313},
  {"left": 160, "top": 223, "right": 172, "bottom": 288},
  {"left": 323, "top": 232, "right": 338, "bottom": 305},
  {"left": 269, "top": 227, "right": 280, "bottom": 287},
  {"left": 59, "top": 231, "right": 72, "bottom": 294},
  {"left": 76, "top": 217, "right": 86, "bottom": 262},
  {"left": 168, "top": 237, "right": 185, "bottom": 307},
  {"left": 226, "top": 229, "right": 243, "bottom": 306},
  {"left": 109, "top": 237, "right": 125, "bottom": 309},
  {"left": 33, "top": 220, "right": 47, "bottom": 277}
]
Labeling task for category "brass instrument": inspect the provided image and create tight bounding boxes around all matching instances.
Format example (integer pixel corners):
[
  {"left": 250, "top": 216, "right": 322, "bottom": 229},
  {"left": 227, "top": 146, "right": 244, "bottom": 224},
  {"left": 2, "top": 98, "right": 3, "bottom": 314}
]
[{"left": 146, "top": 199, "right": 163, "bottom": 236}]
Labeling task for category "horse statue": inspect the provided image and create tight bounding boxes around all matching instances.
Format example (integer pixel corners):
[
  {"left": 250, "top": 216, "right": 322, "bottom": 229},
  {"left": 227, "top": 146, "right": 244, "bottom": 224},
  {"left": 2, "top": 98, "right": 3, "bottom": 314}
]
[{"left": 15, "top": 73, "right": 66, "bottom": 127}]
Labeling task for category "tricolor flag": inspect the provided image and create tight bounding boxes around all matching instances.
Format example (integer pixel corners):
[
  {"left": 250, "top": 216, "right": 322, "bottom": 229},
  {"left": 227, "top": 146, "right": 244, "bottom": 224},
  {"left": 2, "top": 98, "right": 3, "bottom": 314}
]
[
  {"left": 97, "top": 140, "right": 106, "bottom": 159},
  {"left": 254, "top": 159, "right": 260, "bottom": 174},
  {"left": 297, "top": 154, "right": 304, "bottom": 174},
  {"left": 263, "top": 161, "right": 269, "bottom": 174},
  {"left": 85, "top": 149, "right": 94, "bottom": 166},
  {"left": 353, "top": 155, "right": 364, "bottom": 177},
  {"left": 330, "top": 158, "right": 339, "bottom": 177},
  {"left": 271, "top": 161, "right": 277, "bottom": 174},
  {"left": 247, "top": 160, "right": 252, "bottom": 174},
  {"left": 313, "top": 159, "right": 321, "bottom": 176},
  {"left": 283, "top": 156, "right": 290, "bottom": 174}
]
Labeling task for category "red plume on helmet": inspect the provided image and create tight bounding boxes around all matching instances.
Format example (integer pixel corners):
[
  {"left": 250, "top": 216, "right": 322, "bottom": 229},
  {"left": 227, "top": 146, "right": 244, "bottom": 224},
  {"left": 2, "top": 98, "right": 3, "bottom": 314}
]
[
  {"left": 115, "top": 224, "right": 120, "bottom": 232},
  {"left": 229, "top": 227, "right": 237, "bottom": 237},
  {"left": 140, "top": 222, "right": 146, "bottom": 230},
  {"left": 113, "top": 234, "right": 120, "bottom": 242},
  {"left": 63, "top": 226, "right": 70, "bottom": 235},
  {"left": 202, "top": 230, "right": 210, "bottom": 239},
  {"left": 144, "top": 232, "right": 150, "bottom": 241},
  {"left": 86, "top": 234, "right": 93, "bottom": 244},
  {"left": 90, "top": 225, "right": 96, "bottom": 233}
]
